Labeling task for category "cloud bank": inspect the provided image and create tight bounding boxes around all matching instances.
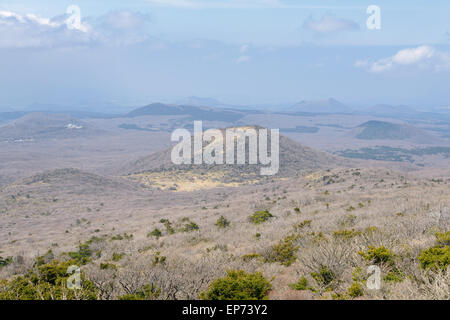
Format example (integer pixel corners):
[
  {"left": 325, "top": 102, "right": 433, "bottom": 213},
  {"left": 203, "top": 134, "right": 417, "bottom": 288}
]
[
  {"left": 0, "top": 9, "right": 152, "bottom": 48},
  {"left": 0, "top": 10, "right": 92, "bottom": 48},
  {"left": 302, "top": 15, "right": 359, "bottom": 34},
  {"left": 356, "top": 46, "right": 450, "bottom": 73}
]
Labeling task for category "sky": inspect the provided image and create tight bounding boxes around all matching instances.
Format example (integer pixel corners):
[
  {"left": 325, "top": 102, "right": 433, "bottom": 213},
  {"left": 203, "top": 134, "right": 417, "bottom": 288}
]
[{"left": 1, "top": 0, "right": 450, "bottom": 111}]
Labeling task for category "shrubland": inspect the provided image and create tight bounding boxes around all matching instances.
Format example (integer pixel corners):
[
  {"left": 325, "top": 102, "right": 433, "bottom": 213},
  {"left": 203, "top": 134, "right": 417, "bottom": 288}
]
[{"left": 0, "top": 168, "right": 448, "bottom": 300}]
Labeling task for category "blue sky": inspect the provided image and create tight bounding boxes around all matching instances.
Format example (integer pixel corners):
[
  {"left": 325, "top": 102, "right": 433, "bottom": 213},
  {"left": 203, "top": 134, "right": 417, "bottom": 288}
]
[{"left": 1, "top": 0, "right": 450, "bottom": 110}]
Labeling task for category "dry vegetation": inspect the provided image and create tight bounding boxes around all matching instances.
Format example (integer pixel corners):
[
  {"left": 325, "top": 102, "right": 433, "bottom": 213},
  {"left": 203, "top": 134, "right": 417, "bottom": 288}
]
[{"left": 0, "top": 167, "right": 448, "bottom": 300}]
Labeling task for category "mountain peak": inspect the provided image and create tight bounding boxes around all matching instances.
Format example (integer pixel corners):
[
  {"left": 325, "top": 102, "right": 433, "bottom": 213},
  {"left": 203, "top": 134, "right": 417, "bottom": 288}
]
[{"left": 287, "top": 98, "right": 351, "bottom": 114}]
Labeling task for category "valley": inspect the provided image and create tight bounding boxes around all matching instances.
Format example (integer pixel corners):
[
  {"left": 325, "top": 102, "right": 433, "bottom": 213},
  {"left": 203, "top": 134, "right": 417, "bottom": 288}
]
[{"left": 0, "top": 102, "right": 448, "bottom": 300}]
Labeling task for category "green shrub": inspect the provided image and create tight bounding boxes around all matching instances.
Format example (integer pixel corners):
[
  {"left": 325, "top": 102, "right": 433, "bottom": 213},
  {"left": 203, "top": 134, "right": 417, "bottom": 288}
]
[
  {"left": 0, "top": 256, "right": 13, "bottom": 268},
  {"left": 100, "top": 263, "right": 117, "bottom": 270},
  {"left": 310, "top": 265, "right": 335, "bottom": 288},
  {"left": 265, "top": 239, "right": 298, "bottom": 266},
  {"left": 290, "top": 277, "right": 315, "bottom": 291},
  {"left": 358, "top": 246, "right": 395, "bottom": 266},
  {"left": 333, "top": 229, "right": 361, "bottom": 240},
  {"left": 0, "top": 259, "right": 97, "bottom": 300},
  {"left": 249, "top": 210, "right": 274, "bottom": 224},
  {"left": 435, "top": 231, "right": 450, "bottom": 246},
  {"left": 119, "top": 284, "right": 161, "bottom": 300},
  {"left": 35, "top": 250, "right": 55, "bottom": 266},
  {"left": 111, "top": 233, "right": 133, "bottom": 241},
  {"left": 383, "top": 270, "right": 404, "bottom": 283},
  {"left": 308, "top": 231, "right": 327, "bottom": 243},
  {"left": 418, "top": 246, "right": 450, "bottom": 271},
  {"left": 347, "top": 282, "right": 364, "bottom": 298},
  {"left": 67, "top": 244, "right": 92, "bottom": 265},
  {"left": 351, "top": 267, "right": 365, "bottom": 283},
  {"left": 331, "top": 293, "right": 347, "bottom": 300},
  {"left": 112, "top": 252, "right": 125, "bottom": 262},
  {"left": 110, "top": 234, "right": 122, "bottom": 240},
  {"left": 152, "top": 252, "right": 166, "bottom": 266},
  {"left": 181, "top": 221, "right": 199, "bottom": 232},
  {"left": 359, "top": 247, "right": 403, "bottom": 282},
  {"left": 159, "top": 219, "right": 175, "bottom": 234},
  {"left": 65, "top": 236, "right": 105, "bottom": 265},
  {"left": 148, "top": 228, "right": 162, "bottom": 238},
  {"left": 242, "top": 253, "right": 262, "bottom": 262},
  {"left": 215, "top": 216, "right": 230, "bottom": 229},
  {"left": 200, "top": 270, "right": 271, "bottom": 300},
  {"left": 295, "top": 220, "right": 312, "bottom": 231}
]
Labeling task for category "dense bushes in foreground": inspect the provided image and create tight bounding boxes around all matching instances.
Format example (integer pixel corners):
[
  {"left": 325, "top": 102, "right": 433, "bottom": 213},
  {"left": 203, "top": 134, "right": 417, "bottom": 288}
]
[
  {"left": 200, "top": 270, "right": 272, "bottom": 300},
  {"left": 418, "top": 232, "right": 450, "bottom": 272},
  {"left": 0, "top": 190, "right": 448, "bottom": 301},
  {"left": 0, "top": 259, "right": 97, "bottom": 300}
]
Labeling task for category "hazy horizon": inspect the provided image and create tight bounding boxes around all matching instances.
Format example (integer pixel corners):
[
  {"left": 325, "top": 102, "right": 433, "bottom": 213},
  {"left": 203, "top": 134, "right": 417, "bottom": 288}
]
[{"left": 1, "top": 0, "right": 450, "bottom": 111}]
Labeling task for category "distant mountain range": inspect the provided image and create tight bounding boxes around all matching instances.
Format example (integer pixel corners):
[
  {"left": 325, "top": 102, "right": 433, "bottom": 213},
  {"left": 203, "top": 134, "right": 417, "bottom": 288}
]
[
  {"left": 125, "top": 102, "right": 252, "bottom": 122},
  {"left": 5, "top": 98, "right": 450, "bottom": 119},
  {"left": 286, "top": 98, "right": 352, "bottom": 114},
  {"left": 364, "top": 104, "right": 418, "bottom": 116}
]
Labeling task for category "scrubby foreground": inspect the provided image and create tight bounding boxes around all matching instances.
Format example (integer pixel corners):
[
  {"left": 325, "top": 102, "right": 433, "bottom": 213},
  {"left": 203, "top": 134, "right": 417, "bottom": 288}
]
[{"left": 0, "top": 168, "right": 449, "bottom": 300}]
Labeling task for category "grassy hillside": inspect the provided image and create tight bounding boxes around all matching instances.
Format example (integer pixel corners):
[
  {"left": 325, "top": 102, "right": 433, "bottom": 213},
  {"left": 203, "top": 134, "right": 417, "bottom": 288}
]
[{"left": 0, "top": 168, "right": 448, "bottom": 300}]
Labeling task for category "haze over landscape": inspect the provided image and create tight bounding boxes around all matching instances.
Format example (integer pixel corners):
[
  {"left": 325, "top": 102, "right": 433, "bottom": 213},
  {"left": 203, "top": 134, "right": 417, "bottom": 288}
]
[{"left": 0, "top": 1, "right": 449, "bottom": 301}]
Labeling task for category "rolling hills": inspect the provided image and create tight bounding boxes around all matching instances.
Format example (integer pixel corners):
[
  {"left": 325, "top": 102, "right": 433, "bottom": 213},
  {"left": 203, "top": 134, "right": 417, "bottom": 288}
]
[
  {"left": 0, "top": 113, "right": 103, "bottom": 141},
  {"left": 350, "top": 120, "right": 436, "bottom": 143}
]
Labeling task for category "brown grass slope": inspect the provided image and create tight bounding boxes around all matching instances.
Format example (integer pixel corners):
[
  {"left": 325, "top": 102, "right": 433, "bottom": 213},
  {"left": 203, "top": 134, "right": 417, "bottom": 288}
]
[
  {"left": 122, "top": 127, "right": 352, "bottom": 184},
  {"left": 1, "top": 167, "right": 448, "bottom": 300},
  {"left": 0, "top": 168, "right": 140, "bottom": 197},
  {"left": 0, "top": 112, "right": 104, "bottom": 141}
]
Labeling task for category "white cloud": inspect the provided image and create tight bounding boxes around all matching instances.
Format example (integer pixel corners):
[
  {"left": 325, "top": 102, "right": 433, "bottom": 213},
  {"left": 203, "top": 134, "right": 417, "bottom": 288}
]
[
  {"left": 0, "top": 10, "right": 92, "bottom": 48},
  {"left": 391, "top": 45, "right": 435, "bottom": 65},
  {"left": 302, "top": 15, "right": 359, "bottom": 33},
  {"left": 0, "top": 10, "right": 88, "bottom": 31},
  {"left": 0, "top": 9, "right": 153, "bottom": 48},
  {"left": 357, "top": 46, "right": 450, "bottom": 74}
]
